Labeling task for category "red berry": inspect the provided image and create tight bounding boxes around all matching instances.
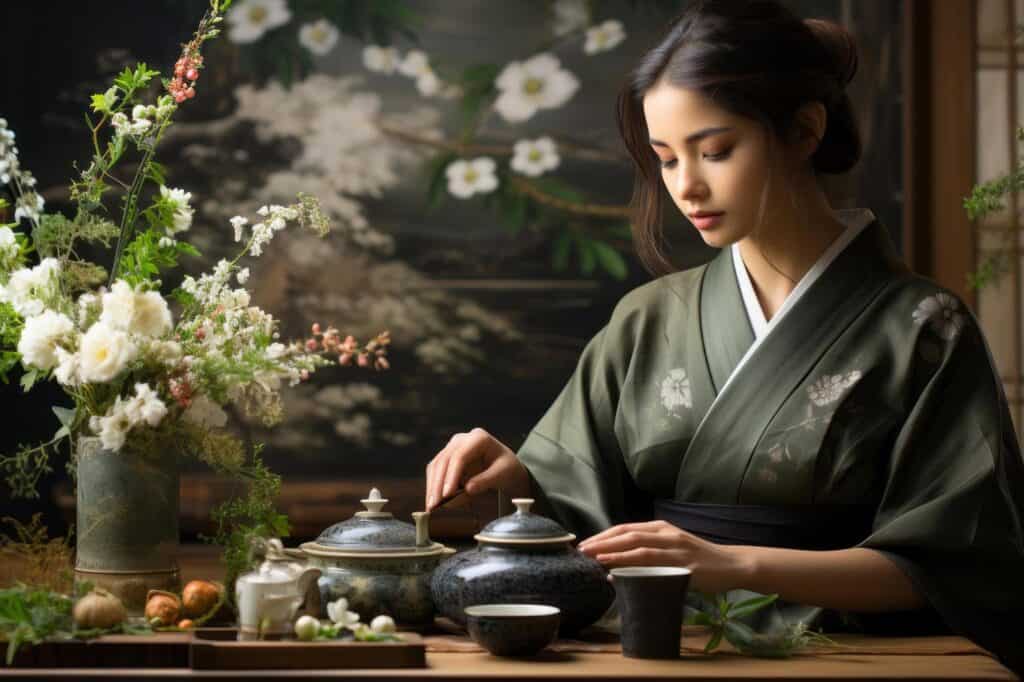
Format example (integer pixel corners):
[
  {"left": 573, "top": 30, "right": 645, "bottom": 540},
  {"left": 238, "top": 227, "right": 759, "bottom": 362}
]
[
  {"left": 174, "top": 92, "right": 187, "bottom": 103},
  {"left": 185, "top": 87, "right": 195, "bottom": 99},
  {"left": 186, "top": 68, "right": 199, "bottom": 81}
]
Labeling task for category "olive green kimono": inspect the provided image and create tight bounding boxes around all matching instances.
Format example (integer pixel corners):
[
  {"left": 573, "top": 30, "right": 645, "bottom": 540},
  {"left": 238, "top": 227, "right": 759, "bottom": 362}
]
[{"left": 517, "top": 214, "right": 1024, "bottom": 673}]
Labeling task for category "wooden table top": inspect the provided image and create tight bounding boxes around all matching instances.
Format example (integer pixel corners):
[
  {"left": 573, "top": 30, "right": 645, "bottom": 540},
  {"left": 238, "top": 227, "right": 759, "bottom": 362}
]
[{"left": 1, "top": 634, "right": 1016, "bottom": 681}]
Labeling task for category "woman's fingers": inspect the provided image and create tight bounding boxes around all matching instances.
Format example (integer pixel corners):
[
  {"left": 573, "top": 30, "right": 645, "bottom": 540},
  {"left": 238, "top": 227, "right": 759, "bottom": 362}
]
[
  {"left": 579, "top": 530, "right": 680, "bottom": 557},
  {"left": 578, "top": 521, "right": 669, "bottom": 550},
  {"left": 594, "top": 547, "right": 684, "bottom": 569},
  {"left": 425, "top": 433, "right": 464, "bottom": 509}
]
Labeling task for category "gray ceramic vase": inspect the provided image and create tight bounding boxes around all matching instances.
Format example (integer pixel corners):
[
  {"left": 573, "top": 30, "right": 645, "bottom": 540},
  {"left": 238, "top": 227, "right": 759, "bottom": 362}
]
[
  {"left": 298, "top": 488, "right": 454, "bottom": 624},
  {"left": 430, "top": 498, "right": 614, "bottom": 635}
]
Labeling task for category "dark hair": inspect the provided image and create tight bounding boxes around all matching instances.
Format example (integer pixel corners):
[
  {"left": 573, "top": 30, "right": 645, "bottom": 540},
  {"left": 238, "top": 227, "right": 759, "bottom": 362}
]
[{"left": 617, "top": 0, "right": 861, "bottom": 275}]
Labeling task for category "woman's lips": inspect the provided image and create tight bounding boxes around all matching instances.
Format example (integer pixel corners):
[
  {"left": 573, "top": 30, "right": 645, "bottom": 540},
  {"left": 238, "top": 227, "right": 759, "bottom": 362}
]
[{"left": 690, "top": 212, "right": 724, "bottom": 231}]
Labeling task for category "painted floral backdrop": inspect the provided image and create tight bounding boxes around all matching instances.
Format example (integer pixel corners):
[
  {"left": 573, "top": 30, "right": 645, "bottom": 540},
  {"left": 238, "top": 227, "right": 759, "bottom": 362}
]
[{"left": 1, "top": 0, "right": 903, "bottom": 536}]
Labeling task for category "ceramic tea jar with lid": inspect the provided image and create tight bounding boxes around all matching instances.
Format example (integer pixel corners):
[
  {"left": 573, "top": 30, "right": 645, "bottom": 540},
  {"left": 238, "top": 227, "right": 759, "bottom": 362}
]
[
  {"left": 430, "top": 498, "right": 614, "bottom": 634},
  {"left": 298, "top": 488, "right": 455, "bottom": 625}
]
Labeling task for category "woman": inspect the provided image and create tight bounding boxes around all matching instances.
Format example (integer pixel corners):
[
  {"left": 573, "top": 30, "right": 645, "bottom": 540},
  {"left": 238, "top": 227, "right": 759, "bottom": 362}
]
[{"left": 425, "top": 0, "right": 1024, "bottom": 671}]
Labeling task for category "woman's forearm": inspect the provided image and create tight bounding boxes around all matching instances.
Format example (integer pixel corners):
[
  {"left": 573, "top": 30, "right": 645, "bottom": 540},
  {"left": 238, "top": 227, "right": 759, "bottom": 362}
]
[{"left": 731, "top": 546, "right": 925, "bottom": 612}]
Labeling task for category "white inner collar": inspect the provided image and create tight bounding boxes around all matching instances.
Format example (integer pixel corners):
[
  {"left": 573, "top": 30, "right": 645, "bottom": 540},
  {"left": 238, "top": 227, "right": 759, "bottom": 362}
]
[{"left": 731, "top": 208, "right": 876, "bottom": 342}]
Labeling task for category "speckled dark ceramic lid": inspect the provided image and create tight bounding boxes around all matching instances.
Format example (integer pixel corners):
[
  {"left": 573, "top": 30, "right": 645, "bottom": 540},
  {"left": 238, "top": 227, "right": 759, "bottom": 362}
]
[
  {"left": 306, "top": 488, "right": 425, "bottom": 553},
  {"left": 475, "top": 498, "right": 576, "bottom": 545}
]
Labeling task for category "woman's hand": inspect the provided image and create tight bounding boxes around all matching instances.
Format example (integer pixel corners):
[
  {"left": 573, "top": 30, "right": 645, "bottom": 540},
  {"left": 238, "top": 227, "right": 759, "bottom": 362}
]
[
  {"left": 577, "top": 520, "right": 752, "bottom": 593},
  {"left": 424, "top": 428, "right": 530, "bottom": 511}
]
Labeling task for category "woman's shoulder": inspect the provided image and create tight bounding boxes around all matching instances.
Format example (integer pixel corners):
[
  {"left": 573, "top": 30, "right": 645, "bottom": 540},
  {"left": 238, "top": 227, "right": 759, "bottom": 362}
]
[{"left": 610, "top": 263, "right": 709, "bottom": 324}]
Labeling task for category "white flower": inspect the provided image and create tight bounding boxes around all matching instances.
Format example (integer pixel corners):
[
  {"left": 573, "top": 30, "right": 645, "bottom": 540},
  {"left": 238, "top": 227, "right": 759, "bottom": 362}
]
[
  {"left": 123, "top": 383, "right": 168, "bottom": 427},
  {"left": 415, "top": 71, "right": 442, "bottom": 97},
  {"left": 53, "top": 347, "right": 80, "bottom": 386},
  {"left": 14, "top": 192, "right": 44, "bottom": 223},
  {"left": 807, "top": 370, "right": 862, "bottom": 407},
  {"left": 299, "top": 19, "right": 339, "bottom": 56},
  {"left": 494, "top": 53, "right": 579, "bottom": 123},
  {"left": 398, "top": 50, "right": 430, "bottom": 78},
  {"left": 148, "top": 339, "right": 182, "bottom": 366},
  {"left": 1, "top": 258, "right": 61, "bottom": 317},
  {"left": 552, "top": 0, "right": 589, "bottom": 36},
  {"left": 132, "top": 104, "right": 152, "bottom": 120},
  {"left": 510, "top": 137, "right": 560, "bottom": 177},
  {"left": 363, "top": 45, "right": 400, "bottom": 74},
  {"left": 660, "top": 368, "right": 693, "bottom": 412},
  {"left": 90, "top": 408, "right": 131, "bottom": 452},
  {"left": 912, "top": 293, "right": 965, "bottom": 341},
  {"left": 266, "top": 342, "right": 287, "bottom": 359},
  {"left": 229, "top": 215, "right": 248, "bottom": 242},
  {"left": 158, "top": 237, "right": 175, "bottom": 248},
  {"left": 182, "top": 394, "right": 229, "bottom": 429},
  {"left": 0, "top": 226, "right": 19, "bottom": 267},
  {"left": 110, "top": 112, "right": 130, "bottom": 137},
  {"left": 445, "top": 157, "right": 499, "bottom": 199},
  {"left": 100, "top": 280, "right": 173, "bottom": 338},
  {"left": 159, "top": 185, "right": 194, "bottom": 234},
  {"left": 226, "top": 0, "right": 291, "bottom": 43},
  {"left": 17, "top": 310, "right": 74, "bottom": 371},
  {"left": 370, "top": 615, "right": 395, "bottom": 634},
  {"left": 78, "top": 322, "right": 137, "bottom": 383},
  {"left": 236, "top": 267, "right": 250, "bottom": 285},
  {"left": 584, "top": 19, "right": 626, "bottom": 54},
  {"left": 326, "top": 597, "right": 361, "bottom": 628}
]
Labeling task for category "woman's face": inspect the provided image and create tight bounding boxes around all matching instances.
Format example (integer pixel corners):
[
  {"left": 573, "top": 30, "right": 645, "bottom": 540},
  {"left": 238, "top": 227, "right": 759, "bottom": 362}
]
[{"left": 642, "top": 82, "right": 781, "bottom": 249}]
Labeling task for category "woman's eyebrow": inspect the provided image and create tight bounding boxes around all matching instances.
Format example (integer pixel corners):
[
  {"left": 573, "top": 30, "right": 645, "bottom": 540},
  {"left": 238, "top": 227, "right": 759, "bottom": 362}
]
[{"left": 649, "top": 126, "right": 733, "bottom": 146}]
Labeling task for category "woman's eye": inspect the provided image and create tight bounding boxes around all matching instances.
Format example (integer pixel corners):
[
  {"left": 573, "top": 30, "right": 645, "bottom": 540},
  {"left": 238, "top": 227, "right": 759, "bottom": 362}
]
[
  {"left": 702, "top": 149, "right": 731, "bottom": 161},
  {"left": 659, "top": 158, "right": 677, "bottom": 169}
]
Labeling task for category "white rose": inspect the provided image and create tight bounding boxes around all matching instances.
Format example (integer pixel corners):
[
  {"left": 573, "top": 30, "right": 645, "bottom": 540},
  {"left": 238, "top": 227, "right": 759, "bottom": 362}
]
[
  {"left": 125, "top": 383, "right": 168, "bottom": 427},
  {"left": 132, "top": 290, "right": 173, "bottom": 337},
  {"left": 78, "top": 322, "right": 137, "bottom": 383},
  {"left": 53, "top": 347, "right": 80, "bottom": 386},
  {"left": 1, "top": 258, "right": 61, "bottom": 317},
  {"left": 101, "top": 281, "right": 172, "bottom": 338},
  {"left": 17, "top": 310, "right": 74, "bottom": 370}
]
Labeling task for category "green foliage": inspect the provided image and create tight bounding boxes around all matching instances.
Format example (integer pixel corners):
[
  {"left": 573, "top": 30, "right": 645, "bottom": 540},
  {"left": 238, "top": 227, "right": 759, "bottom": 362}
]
[
  {"left": 113, "top": 63, "right": 161, "bottom": 94},
  {"left": 0, "top": 302, "right": 23, "bottom": 385},
  {"left": 0, "top": 441, "right": 56, "bottom": 500},
  {"left": 0, "top": 585, "right": 73, "bottom": 665},
  {"left": 458, "top": 63, "right": 500, "bottom": 129},
  {"left": 202, "top": 447, "right": 291, "bottom": 606},
  {"left": 423, "top": 151, "right": 457, "bottom": 213},
  {"left": 118, "top": 229, "right": 198, "bottom": 287},
  {"left": 966, "top": 127, "right": 1024, "bottom": 289},
  {"left": 31, "top": 212, "right": 119, "bottom": 260},
  {"left": 687, "top": 592, "right": 837, "bottom": 657}
]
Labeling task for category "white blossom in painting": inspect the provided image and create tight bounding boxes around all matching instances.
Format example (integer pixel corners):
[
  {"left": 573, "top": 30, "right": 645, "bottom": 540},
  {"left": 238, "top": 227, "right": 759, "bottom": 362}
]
[
  {"left": 363, "top": 45, "right": 400, "bottom": 74},
  {"left": 661, "top": 368, "right": 693, "bottom": 412},
  {"left": 912, "top": 292, "right": 965, "bottom": 341},
  {"left": 584, "top": 20, "right": 626, "bottom": 55},
  {"left": 445, "top": 157, "right": 499, "bottom": 199},
  {"left": 299, "top": 19, "right": 340, "bottom": 56},
  {"left": 552, "top": 0, "right": 589, "bottom": 36},
  {"left": 226, "top": 0, "right": 291, "bottom": 44},
  {"left": 494, "top": 53, "right": 579, "bottom": 123},
  {"left": 510, "top": 137, "right": 560, "bottom": 177}
]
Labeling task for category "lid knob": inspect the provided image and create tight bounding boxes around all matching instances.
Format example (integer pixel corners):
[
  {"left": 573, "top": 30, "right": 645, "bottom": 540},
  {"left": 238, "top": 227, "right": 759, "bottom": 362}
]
[
  {"left": 511, "top": 498, "right": 534, "bottom": 515},
  {"left": 412, "top": 511, "right": 431, "bottom": 548},
  {"left": 356, "top": 488, "right": 392, "bottom": 518}
]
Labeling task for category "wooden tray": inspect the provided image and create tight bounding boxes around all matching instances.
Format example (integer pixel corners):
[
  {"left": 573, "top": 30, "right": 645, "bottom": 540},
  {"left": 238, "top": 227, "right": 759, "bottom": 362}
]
[
  {"left": 189, "top": 628, "right": 426, "bottom": 670},
  {"left": 8, "top": 632, "right": 190, "bottom": 668}
]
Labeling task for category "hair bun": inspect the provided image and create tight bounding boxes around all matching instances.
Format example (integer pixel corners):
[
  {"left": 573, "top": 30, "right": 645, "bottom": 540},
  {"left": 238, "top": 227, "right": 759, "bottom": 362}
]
[{"left": 804, "top": 18, "right": 858, "bottom": 90}]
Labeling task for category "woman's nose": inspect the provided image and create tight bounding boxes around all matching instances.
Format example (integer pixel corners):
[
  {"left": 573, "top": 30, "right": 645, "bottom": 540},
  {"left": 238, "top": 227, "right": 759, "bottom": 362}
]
[{"left": 674, "top": 162, "right": 707, "bottom": 201}]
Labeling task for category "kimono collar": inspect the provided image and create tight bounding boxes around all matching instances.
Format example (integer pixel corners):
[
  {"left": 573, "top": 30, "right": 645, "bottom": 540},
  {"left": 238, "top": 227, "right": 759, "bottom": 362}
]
[{"left": 731, "top": 208, "right": 878, "bottom": 341}]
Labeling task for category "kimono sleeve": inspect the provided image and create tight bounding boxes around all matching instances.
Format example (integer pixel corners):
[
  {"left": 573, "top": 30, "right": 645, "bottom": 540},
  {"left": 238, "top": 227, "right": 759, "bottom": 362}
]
[
  {"left": 858, "top": 313, "right": 1024, "bottom": 674},
  {"left": 516, "top": 319, "right": 649, "bottom": 541}
]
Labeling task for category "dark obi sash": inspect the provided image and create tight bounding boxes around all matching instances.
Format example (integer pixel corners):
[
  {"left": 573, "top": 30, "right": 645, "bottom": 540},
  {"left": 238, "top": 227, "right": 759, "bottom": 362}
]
[{"left": 654, "top": 500, "right": 874, "bottom": 551}]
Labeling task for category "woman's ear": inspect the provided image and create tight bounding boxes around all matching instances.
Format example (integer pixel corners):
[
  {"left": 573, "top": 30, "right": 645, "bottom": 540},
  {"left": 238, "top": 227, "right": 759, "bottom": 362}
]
[{"left": 789, "top": 101, "right": 828, "bottom": 162}]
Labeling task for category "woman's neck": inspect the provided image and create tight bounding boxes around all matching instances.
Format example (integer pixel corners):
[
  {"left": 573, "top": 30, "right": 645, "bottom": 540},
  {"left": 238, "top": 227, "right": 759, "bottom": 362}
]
[{"left": 735, "top": 188, "right": 846, "bottom": 322}]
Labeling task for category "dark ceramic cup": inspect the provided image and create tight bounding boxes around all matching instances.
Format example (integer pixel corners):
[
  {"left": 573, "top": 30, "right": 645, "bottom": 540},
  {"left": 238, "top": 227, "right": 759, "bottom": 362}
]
[
  {"left": 464, "top": 604, "right": 560, "bottom": 657},
  {"left": 610, "top": 566, "right": 691, "bottom": 659}
]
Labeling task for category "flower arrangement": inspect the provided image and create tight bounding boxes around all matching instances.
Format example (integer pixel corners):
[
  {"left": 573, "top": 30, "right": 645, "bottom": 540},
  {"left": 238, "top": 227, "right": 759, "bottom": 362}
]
[{"left": 0, "top": 0, "right": 389, "bottom": 501}]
